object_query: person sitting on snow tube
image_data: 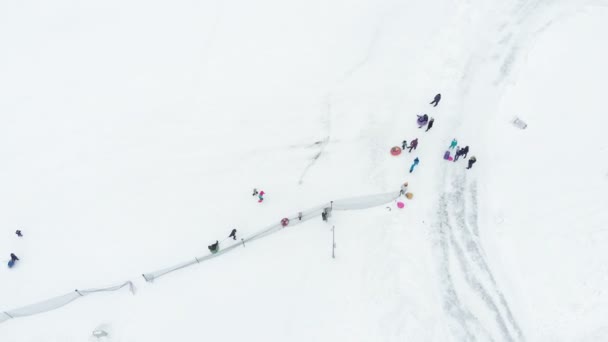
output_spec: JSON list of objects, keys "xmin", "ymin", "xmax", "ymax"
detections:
[
  {"xmin": 8, "ymin": 253, "xmax": 19, "ymax": 268},
  {"xmin": 417, "ymin": 114, "xmax": 428, "ymax": 126},
  {"xmin": 208, "ymin": 240, "xmax": 219, "ymax": 253}
]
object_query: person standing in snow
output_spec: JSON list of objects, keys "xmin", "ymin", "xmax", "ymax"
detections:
[
  {"xmin": 10, "ymin": 253, "xmax": 19, "ymax": 262},
  {"xmin": 229, "ymin": 229, "xmax": 237, "ymax": 240},
  {"xmin": 466, "ymin": 156, "xmax": 477, "ymax": 169},
  {"xmin": 258, "ymin": 191, "xmax": 265, "ymax": 203},
  {"xmin": 430, "ymin": 93, "xmax": 441, "ymax": 107},
  {"xmin": 252, "ymin": 188, "xmax": 258, "ymax": 196},
  {"xmin": 462, "ymin": 146, "xmax": 469, "ymax": 158},
  {"xmin": 408, "ymin": 138, "xmax": 418, "ymax": 153},
  {"xmin": 400, "ymin": 182, "xmax": 409, "ymax": 195},
  {"xmin": 426, "ymin": 118, "xmax": 434, "ymax": 132},
  {"xmin": 402, "ymin": 140, "xmax": 408, "ymax": 150},
  {"xmin": 454, "ymin": 147, "xmax": 462, "ymax": 161},
  {"xmin": 15, "ymin": 230, "xmax": 22, "ymax": 237},
  {"xmin": 449, "ymin": 138, "xmax": 457, "ymax": 149},
  {"xmin": 409, "ymin": 158, "xmax": 420, "ymax": 173}
]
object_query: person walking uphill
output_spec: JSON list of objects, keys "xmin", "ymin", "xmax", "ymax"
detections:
[
  {"xmin": 408, "ymin": 138, "xmax": 418, "ymax": 153},
  {"xmin": 409, "ymin": 158, "xmax": 420, "ymax": 173},
  {"xmin": 466, "ymin": 156, "xmax": 477, "ymax": 169},
  {"xmin": 229, "ymin": 229, "xmax": 237, "ymax": 240},
  {"xmin": 430, "ymin": 93, "xmax": 441, "ymax": 107}
]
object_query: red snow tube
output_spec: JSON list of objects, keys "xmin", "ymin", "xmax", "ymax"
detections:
[
  {"xmin": 281, "ymin": 218, "xmax": 290, "ymax": 227},
  {"xmin": 390, "ymin": 146, "xmax": 402, "ymax": 156}
]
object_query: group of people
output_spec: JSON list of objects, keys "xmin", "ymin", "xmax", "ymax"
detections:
[
  {"xmin": 448, "ymin": 139, "xmax": 477, "ymax": 169},
  {"xmin": 7, "ymin": 230, "xmax": 23, "ymax": 269},
  {"xmin": 252, "ymin": 188, "xmax": 265, "ymax": 203},
  {"xmin": 404, "ymin": 93, "xmax": 478, "ymax": 174}
]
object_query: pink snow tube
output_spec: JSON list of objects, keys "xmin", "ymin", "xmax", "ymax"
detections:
[
  {"xmin": 390, "ymin": 146, "xmax": 402, "ymax": 156},
  {"xmin": 397, "ymin": 201, "xmax": 405, "ymax": 209},
  {"xmin": 281, "ymin": 218, "xmax": 290, "ymax": 227}
]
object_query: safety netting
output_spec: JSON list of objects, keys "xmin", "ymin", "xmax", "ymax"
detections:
[
  {"xmin": 142, "ymin": 190, "xmax": 401, "ymax": 281},
  {"xmin": 0, "ymin": 281, "xmax": 134, "ymax": 325}
]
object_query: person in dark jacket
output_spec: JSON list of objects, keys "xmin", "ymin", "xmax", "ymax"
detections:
[
  {"xmin": 402, "ymin": 140, "xmax": 408, "ymax": 150},
  {"xmin": 229, "ymin": 229, "xmax": 237, "ymax": 240},
  {"xmin": 430, "ymin": 93, "xmax": 441, "ymax": 107},
  {"xmin": 462, "ymin": 146, "xmax": 469, "ymax": 158},
  {"xmin": 426, "ymin": 118, "xmax": 434, "ymax": 132},
  {"xmin": 408, "ymin": 138, "xmax": 418, "ymax": 153},
  {"xmin": 454, "ymin": 147, "xmax": 462, "ymax": 161},
  {"xmin": 208, "ymin": 241, "xmax": 219, "ymax": 253},
  {"xmin": 10, "ymin": 253, "xmax": 19, "ymax": 262},
  {"xmin": 466, "ymin": 156, "xmax": 477, "ymax": 169},
  {"xmin": 15, "ymin": 230, "xmax": 23, "ymax": 237}
]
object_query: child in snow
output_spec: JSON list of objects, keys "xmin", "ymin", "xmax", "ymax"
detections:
[
  {"xmin": 15, "ymin": 230, "xmax": 22, "ymax": 237},
  {"xmin": 466, "ymin": 156, "xmax": 477, "ymax": 169},
  {"xmin": 449, "ymin": 139, "xmax": 457, "ymax": 149},
  {"xmin": 402, "ymin": 140, "xmax": 408, "ymax": 150},
  {"xmin": 408, "ymin": 138, "xmax": 418, "ymax": 153},
  {"xmin": 409, "ymin": 158, "xmax": 420, "ymax": 173},
  {"xmin": 229, "ymin": 229, "xmax": 237, "ymax": 240},
  {"xmin": 430, "ymin": 93, "xmax": 441, "ymax": 107},
  {"xmin": 258, "ymin": 191, "xmax": 265, "ymax": 203},
  {"xmin": 252, "ymin": 188, "xmax": 258, "ymax": 196}
]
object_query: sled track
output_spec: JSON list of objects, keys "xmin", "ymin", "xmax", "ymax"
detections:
[{"xmin": 434, "ymin": 171, "xmax": 524, "ymax": 341}]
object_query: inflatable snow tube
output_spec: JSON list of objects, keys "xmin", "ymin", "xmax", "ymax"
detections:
[
  {"xmin": 390, "ymin": 146, "xmax": 402, "ymax": 156},
  {"xmin": 397, "ymin": 201, "xmax": 405, "ymax": 208},
  {"xmin": 405, "ymin": 192, "xmax": 414, "ymax": 199},
  {"xmin": 281, "ymin": 218, "xmax": 290, "ymax": 227}
]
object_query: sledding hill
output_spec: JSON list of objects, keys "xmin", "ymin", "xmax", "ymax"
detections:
[{"xmin": 1, "ymin": 0, "xmax": 607, "ymax": 341}]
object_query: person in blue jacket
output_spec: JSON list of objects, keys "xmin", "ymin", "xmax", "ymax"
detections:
[{"xmin": 409, "ymin": 158, "xmax": 420, "ymax": 173}]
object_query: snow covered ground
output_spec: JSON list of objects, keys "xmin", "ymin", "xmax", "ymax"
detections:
[{"xmin": 1, "ymin": 0, "xmax": 607, "ymax": 341}]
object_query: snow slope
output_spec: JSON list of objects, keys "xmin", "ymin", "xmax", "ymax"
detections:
[{"xmin": 1, "ymin": 0, "xmax": 607, "ymax": 341}]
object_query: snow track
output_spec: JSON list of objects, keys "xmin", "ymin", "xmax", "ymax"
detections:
[{"xmin": 434, "ymin": 170, "xmax": 524, "ymax": 342}]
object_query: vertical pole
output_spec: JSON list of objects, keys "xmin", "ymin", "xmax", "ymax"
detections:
[
  {"xmin": 332, "ymin": 226, "xmax": 336, "ymax": 259},
  {"xmin": 241, "ymin": 238, "xmax": 246, "ymax": 247}
]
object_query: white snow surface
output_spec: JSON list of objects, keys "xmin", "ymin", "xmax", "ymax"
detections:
[{"xmin": 1, "ymin": 0, "xmax": 608, "ymax": 341}]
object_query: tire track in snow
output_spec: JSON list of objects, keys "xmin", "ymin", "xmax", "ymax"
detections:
[{"xmin": 434, "ymin": 169, "xmax": 524, "ymax": 342}]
